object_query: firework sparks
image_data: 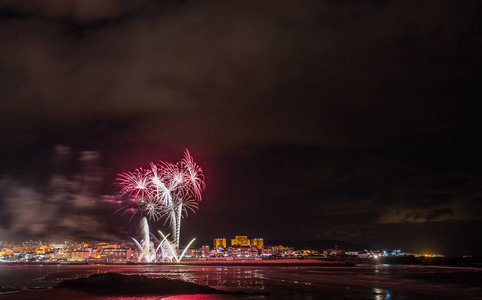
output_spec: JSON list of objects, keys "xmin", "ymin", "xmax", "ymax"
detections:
[
  {"xmin": 132, "ymin": 217, "xmax": 156, "ymax": 262},
  {"xmin": 117, "ymin": 168, "xmax": 152, "ymax": 198},
  {"xmin": 182, "ymin": 149, "xmax": 205, "ymax": 201},
  {"xmin": 115, "ymin": 149, "xmax": 205, "ymax": 251},
  {"xmin": 132, "ymin": 217, "xmax": 195, "ymax": 263},
  {"xmin": 145, "ymin": 198, "xmax": 163, "ymax": 221}
]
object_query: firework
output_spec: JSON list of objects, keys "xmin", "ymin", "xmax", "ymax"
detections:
[
  {"xmin": 157, "ymin": 229, "xmax": 196, "ymax": 263},
  {"xmin": 117, "ymin": 168, "xmax": 152, "ymax": 198},
  {"xmin": 115, "ymin": 149, "xmax": 205, "ymax": 251},
  {"xmin": 114, "ymin": 168, "xmax": 154, "ymax": 221},
  {"xmin": 182, "ymin": 149, "xmax": 205, "ymax": 201},
  {"xmin": 145, "ymin": 197, "xmax": 163, "ymax": 221},
  {"xmin": 132, "ymin": 217, "xmax": 195, "ymax": 263},
  {"xmin": 132, "ymin": 217, "xmax": 156, "ymax": 262}
]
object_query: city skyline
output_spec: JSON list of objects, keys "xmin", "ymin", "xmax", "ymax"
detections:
[{"xmin": 0, "ymin": 236, "xmax": 445, "ymax": 262}]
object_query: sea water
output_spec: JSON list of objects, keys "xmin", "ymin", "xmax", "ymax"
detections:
[{"xmin": 0, "ymin": 263, "xmax": 481, "ymax": 299}]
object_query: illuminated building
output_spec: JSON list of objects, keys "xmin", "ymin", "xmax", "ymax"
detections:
[
  {"xmin": 251, "ymin": 238, "xmax": 264, "ymax": 248},
  {"xmin": 98, "ymin": 242, "xmax": 119, "ymax": 249},
  {"xmin": 35, "ymin": 246, "xmax": 47, "ymax": 255},
  {"xmin": 185, "ymin": 248, "xmax": 201, "ymax": 257},
  {"xmin": 231, "ymin": 236, "xmax": 250, "ymax": 247},
  {"xmin": 201, "ymin": 245, "xmax": 210, "ymax": 256},
  {"xmin": 70, "ymin": 250, "xmax": 91, "ymax": 261},
  {"xmin": 1, "ymin": 248, "xmax": 13, "ymax": 256},
  {"xmin": 102, "ymin": 247, "xmax": 132, "ymax": 260},
  {"xmin": 261, "ymin": 248, "xmax": 272, "ymax": 256},
  {"xmin": 214, "ymin": 238, "xmax": 227, "ymax": 249},
  {"xmin": 228, "ymin": 236, "xmax": 264, "ymax": 248}
]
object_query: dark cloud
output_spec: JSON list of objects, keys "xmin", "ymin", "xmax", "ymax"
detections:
[
  {"xmin": 1, "ymin": 0, "xmax": 480, "ymax": 151},
  {"xmin": 0, "ymin": 147, "xmax": 139, "ymax": 242},
  {"xmin": 0, "ymin": 0, "xmax": 150, "ymax": 22},
  {"xmin": 0, "ymin": 0, "xmax": 481, "ymax": 255}
]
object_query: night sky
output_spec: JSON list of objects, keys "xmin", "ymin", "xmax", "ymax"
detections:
[{"xmin": 0, "ymin": 0, "xmax": 481, "ymax": 256}]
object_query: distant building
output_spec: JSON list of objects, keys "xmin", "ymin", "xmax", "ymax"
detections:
[
  {"xmin": 325, "ymin": 246, "xmax": 344, "ymax": 256},
  {"xmin": 231, "ymin": 236, "xmax": 250, "ymax": 247},
  {"xmin": 261, "ymin": 248, "xmax": 272, "ymax": 256},
  {"xmin": 214, "ymin": 238, "xmax": 227, "ymax": 249},
  {"xmin": 251, "ymin": 238, "xmax": 264, "ymax": 248},
  {"xmin": 185, "ymin": 248, "xmax": 201, "ymax": 257},
  {"xmin": 70, "ymin": 250, "xmax": 91, "ymax": 261},
  {"xmin": 102, "ymin": 247, "xmax": 132, "ymax": 260},
  {"xmin": 201, "ymin": 245, "xmax": 210, "ymax": 256}
]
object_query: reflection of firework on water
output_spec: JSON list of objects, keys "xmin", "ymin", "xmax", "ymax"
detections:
[{"xmin": 115, "ymin": 149, "xmax": 205, "ymax": 250}]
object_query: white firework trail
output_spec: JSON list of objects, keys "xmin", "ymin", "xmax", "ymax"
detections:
[
  {"xmin": 131, "ymin": 217, "xmax": 195, "ymax": 263},
  {"xmin": 132, "ymin": 217, "xmax": 156, "ymax": 262}
]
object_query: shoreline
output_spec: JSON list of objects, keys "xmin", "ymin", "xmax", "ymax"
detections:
[
  {"xmin": 0, "ymin": 260, "xmax": 354, "ymax": 267},
  {"xmin": 1, "ymin": 256, "xmax": 480, "ymax": 267}
]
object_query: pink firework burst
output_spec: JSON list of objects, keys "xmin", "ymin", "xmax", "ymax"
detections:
[
  {"xmin": 114, "ymin": 149, "xmax": 205, "ymax": 226},
  {"xmin": 116, "ymin": 168, "xmax": 152, "ymax": 199}
]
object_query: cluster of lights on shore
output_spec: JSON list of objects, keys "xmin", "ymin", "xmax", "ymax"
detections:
[{"xmin": 115, "ymin": 149, "xmax": 205, "ymax": 262}]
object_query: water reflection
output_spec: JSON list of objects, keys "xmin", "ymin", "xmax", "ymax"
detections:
[
  {"xmin": 373, "ymin": 288, "xmax": 391, "ymax": 300},
  {"xmin": 0, "ymin": 264, "xmax": 480, "ymax": 299}
]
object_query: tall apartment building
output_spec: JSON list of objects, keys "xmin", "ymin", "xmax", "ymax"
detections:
[
  {"xmin": 214, "ymin": 238, "xmax": 227, "ymax": 249},
  {"xmin": 231, "ymin": 236, "xmax": 250, "ymax": 247},
  {"xmin": 251, "ymin": 238, "xmax": 264, "ymax": 248}
]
